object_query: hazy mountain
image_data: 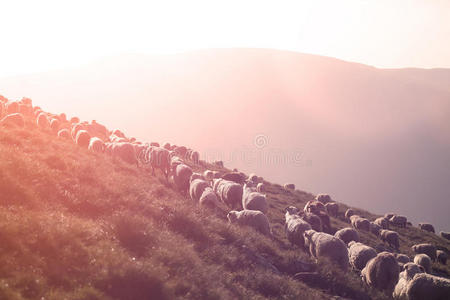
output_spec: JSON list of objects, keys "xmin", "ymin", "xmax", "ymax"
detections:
[{"xmin": 1, "ymin": 48, "xmax": 449, "ymax": 231}]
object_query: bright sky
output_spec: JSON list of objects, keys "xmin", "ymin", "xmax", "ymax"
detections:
[{"xmin": 0, "ymin": 0, "xmax": 449, "ymax": 77}]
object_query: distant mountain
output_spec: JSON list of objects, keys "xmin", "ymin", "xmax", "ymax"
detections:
[{"xmin": 1, "ymin": 48, "xmax": 450, "ymax": 231}]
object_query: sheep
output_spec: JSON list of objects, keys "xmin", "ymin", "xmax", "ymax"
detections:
[
  {"xmin": 150, "ymin": 142, "xmax": 160, "ymax": 147},
  {"xmin": 203, "ymin": 170, "xmax": 214, "ymax": 181},
  {"xmin": 88, "ymin": 137, "xmax": 105, "ymax": 153},
  {"xmin": 304, "ymin": 200, "xmax": 326, "ymax": 215},
  {"xmin": 284, "ymin": 206, "xmax": 311, "ymax": 248},
  {"xmin": 390, "ymin": 215, "xmax": 407, "ymax": 228},
  {"xmin": 6, "ymin": 101, "xmax": 19, "ymax": 114},
  {"xmin": 0, "ymin": 113, "xmax": 25, "ymax": 127},
  {"xmin": 247, "ymin": 173, "xmax": 259, "ymax": 183},
  {"xmin": 146, "ymin": 147, "xmax": 170, "ymax": 178},
  {"xmin": 242, "ymin": 183, "xmax": 268, "ymax": 214},
  {"xmin": 315, "ymin": 194, "xmax": 331, "ymax": 204},
  {"xmin": 370, "ymin": 222, "xmax": 382, "ymax": 236},
  {"xmin": 399, "ymin": 273, "xmax": 450, "ymax": 300},
  {"xmin": 199, "ymin": 187, "xmax": 227, "ymax": 210},
  {"xmin": 414, "ymin": 254, "xmax": 432, "ymax": 273},
  {"xmin": 334, "ymin": 227, "xmax": 359, "ymax": 245},
  {"xmin": 374, "ymin": 217, "xmax": 389, "ymax": 229},
  {"xmin": 348, "ymin": 241, "xmax": 377, "ymax": 271},
  {"xmin": 189, "ymin": 179, "xmax": 210, "ymax": 202},
  {"xmin": 111, "ymin": 142, "xmax": 138, "ymax": 166},
  {"xmin": 71, "ymin": 123, "xmax": 85, "ymax": 140},
  {"xmin": 350, "ymin": 215, "xmax": 370, "ymax": 231},
  {"xmin": 440, "ymin": 231, "xmax": 450, "ymax": 240},
  {"xmin": 418, "ymin": 223, "xmax": 435, "ymax": 233},
  {"xmin": 213, "ymin": 179, "xmax": 243, "ymax": 209},
  {"xmin": 345, "ymin": 209, "xmax": 355, "ymax": 220},
  {"xmin": 70, "ymin": 117, "xmax": 80, "ymax": 124},
  {"xmin": 173, "ymin": 164, "xmax": 193, "ymax": 194},
  {"xmin": 214, "ymin": 160, "xmax": 224, "ymax": 168},
  {"xmin": 380, "ymin": 229, "xmax": 400, "ymax": 250},
  {"xmin": 284, "ymin": 183, "xmax": 295, "ymax": 190},
  {"xmin": 75, "ymin": 130, "xmax": 91, "ymax": 148},
  {"xmin": 411, "ymin": 243, "xmax": 437, "ymax": 261},
  {"xmin": 18, "ymin": 103, "xmax": 33, "ymax": 116},
  {"xmin": 361, "ymin": 252, "xmax": 399, "ymax": 292},
  {"xmin": 36, "ymin": 112, "xmax": 50, "ymax": 129},
  {"xmin": 325, "ymin": 202, "xmax": 338, "ymax": 217},
  {"xmin": 227, "ymin": 210, "xmax": 271, "ymax": 236},
  {"xmin": 221, "ymin": 172, "xmax": 246, "ymax": 184},
  {"xmin": 437, "ymin": 250, "xmax": 447, "ymax": 265},
  {"xmin": 57, "ymin": 129, "xmax": 71, "ymax": 139},
  {"xmin": 300, "ymin": 212, "xmax": 323, "ymax": 232},
  {"xmin": 393, "ymin": 262, "xmax": 425, "ymax": 299},
  {"xmin": 112, "ymin": 129, "xmax": 126, "ymax": 139},
  {"xmin": 303, "ymin": 229, "xmax": 349, "ymax": 270},
  {"xmin": 385, "ymin": 213, "xmax": 395, "ymax": 220},
  {"xmin": 395, "ymin": 254, "xmax": 411, "ymax": 265},
  {"xmin": 256, "ymin": 182, "xmax": 265, "ymax": 193},
  {"xmin": 170, "ymin": 156, "xmax": 184, "ymax": 174},
  {"xmin": 49, "ymin": 118, "xmax": 60, "ymax": 133},
  {"xmin": 212, "ymin": 171, "xmax": 221, "ymax": 179}
]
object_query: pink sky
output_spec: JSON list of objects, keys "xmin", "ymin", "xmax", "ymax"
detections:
[{"xmin": 0, "ymin": 0, "xmax": 449, "ymax": 77}]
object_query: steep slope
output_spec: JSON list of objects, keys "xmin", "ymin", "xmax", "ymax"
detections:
[
  {"xmin": 1, "ymin": 49, "xmax": 449, "ymax": 231},
  {"xmin": 1, "ymin": 105, "xmax": 450, "ymax": 300}
]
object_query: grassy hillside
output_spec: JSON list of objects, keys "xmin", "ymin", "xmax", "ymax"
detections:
[{"xmin": 1, "ymin": 116, "xmax": 449, "ymax": 300}]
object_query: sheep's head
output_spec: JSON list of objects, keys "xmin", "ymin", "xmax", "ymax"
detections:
[
  {"xmin": 402, "ymin": 263, "xmax": 424, "ymax": 280},
  {"xmin": 285, "ymin": 206, "xmax": 300, "ymax": 216}
]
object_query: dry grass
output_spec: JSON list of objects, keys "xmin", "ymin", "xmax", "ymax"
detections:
[{"xmin": 0, "ymin": 119, "xmax": 449, "ymax": 299}]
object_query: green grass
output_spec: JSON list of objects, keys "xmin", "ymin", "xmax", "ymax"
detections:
[{"xmin": 0, "ymin": 117, "xmax": 449, "ymax": 299}]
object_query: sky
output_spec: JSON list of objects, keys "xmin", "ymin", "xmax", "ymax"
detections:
[{"xmin": 0, "ymin": 0, "xmax": 449, "ymax": 77}]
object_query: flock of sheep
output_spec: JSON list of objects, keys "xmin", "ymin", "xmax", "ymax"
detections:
[{"xmin": 1, "ymin": 96, "xmax": 450, "ymax": 299}]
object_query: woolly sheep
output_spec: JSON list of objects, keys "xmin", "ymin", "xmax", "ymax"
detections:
[
  {"xmin": 37, "ymin": 112, "xmax": 50, "ymax": 129},
  {"xmin": 189, "ymin": 179, "xmax": 210, "ymax": 202},
  {"xmin": 334, "ymin": 227, "xmax": 359, "ymax": 245},
  {"xmin": 300, "ymin": 212, "xmax": 323, "ymax": 232},
  {"xmin": 414, "ymin": 254, "xmax": 431, "ymax": 273},
  {"xmin": 440, "ymin": 231, "xmax": 450, "ymax": 240},
  {"xmin": 390, "ymin": 215, "xmax": 407, "ymax": 228},
  {"xmin": 70, "ymin": 117, "xmax": 80, "ymax": 124},
  {"xmin": 437, "ymin": 250, "xmax": 447, "ymax": 265},
  {"xmin": 361, "ymin": 252, "xmax": 399, "ymax": 292},
  {"xmin": 385, "ymin": 213, "xmax": 395, "ymax": 220},
  {"xmin": 284, "ymin": 206, "xmax": 312, "ymax": 248},
  {"xmin": 227, "ymin": 210, "xmax": 271, "ymax": 236},
  {"xmin": 348, "ymin": 241, "xmax": 377, "ymax": 271},
  {"xmin": 88, "ymin": 137, "xmax": 105, "ymax": 153},
  {"xmin": 111, "ymin": 142, "xmax": 137, "ymax": 166},
  {"xmin": 242, "ymin": 184, "xmax": 268, "ymax": 214},
  {"xmin": 393, "ymin": 262, "xmax": 425, "ymax": 299},
  {"xmin": 399, "ymin": 273, "xmax": 450, "ymax": 300},
  {"xmin": 303, "ymin": 229, "xmax": 349, "ymax": 270},
  {"xmin": 57, "ymin": 129, "xmax": 71, "ymax": 139},
  {"xmin": 150, "ymin": 142, "xmax": 160, "ymax": 147},
  {"xmin": 374, "ymin": 217, "xmax": 389, "ymax": 229},
  {"xmin": 173, "ymin": 164, "xmax": 193, "ymax": 194},
  {"xmin": 0, "ymin": 113, "xmax": 25, "ymax": 127},
  {"xmin": 418, "ymin": 223, "xmax": 435, "ymax": 233},
  {"xmin": 303, "ymin": 200, "xmax": 326, "ymax": 215},
  {"xmin": 75, "ymin": 130, "xmax": 91, "ymax": 148},
  {"xmin": 213, "ymin": 179, "xmax": 243, "ymax": 209},
  {"xmin": 380, "ymin": 229, "xmax": 400, "ymax": 250},
  {"xmin": 248, "ymin": 173, "xmax": 259, "ymax": 183},
  {"xmin": 49, "ymin": 118, "xmax": 60, "ymax": 133},
  {"xmin": 203, "ymin": 170, "xmax": 214, "ymax": 181},
  {"xmin": 315, "ymin": 194, "xmax": 331, "ymax": 204},
  {"xmin": 284, "ymin": 183, "xmax": 295, "ymax": 190},
  {"xmin": 71, "ymin": 123, "xmax": 85, "ymax": 140},
  {"xmin": 325, "ymin": 202, "xmax": 338, "ymax": 217},
  {"xmin": 395, "ymin": 253, "xmax": 411, "ymax": 265},
  {"xmin": 370, "ymin": 222, "xmax": 382, "ymax": 236},
  {"xmin": 345, "ymin": 209, "xmax": 355, "ymax": 220},
  {"xmin": 147, "ymin": 147, "xmax": 170, "ymax": 178},
  {"xmin": 350, "ymin": 215, "xmax": 370, "ymax": 231},
  {"xmin": 199, "ymin": 187, "xmax": 226, "ymax": 210},
  {"xmin": 411, "ymin": 243, "xmax": 437, "ymax": 261},
  {"xmin": 6, "ymin": 101, "xmax": 19, "ymax": 114}
]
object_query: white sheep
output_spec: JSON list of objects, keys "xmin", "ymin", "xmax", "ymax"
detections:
[
  {"xmin": 173, "ymin": 164, "xmax": 193, "ymax": 194},
  {"xmin": 213, "ymin": 179, "xmax": 243, "ymax": 209},
  {"xmin": 189, "ymin": 179, "xmax": 210, "ymax": 203},
  {"xmin": 361, "ymin": 252, "xmax": 399, "ymax": 292},
  {"xmin": 284, "ymin": 206, "xmax": 311, "ymax": 248},
  {"xmin": 411, "ymin": 243, "xmax": 437, "ymax": 261},
  {"xmin": 380, "ymin": 229, "xmax": 400, "ymax": 250},
  {"xmin": 399, "ymin": 273, "xmax": 450, "ymax": 300},
  {"xmin": 348, "ymin": 241, "xmax": 377, "ymax": 271},
  {"xmin": 303, "ymin": 229, "xmax": 349, "ymax": 270},
  {"xmin": 334, "ymin": 227, "xmax": 360, "ymax": 245},
  {"xmin": 242, "ymin": 183, "xmax": 268, "ymax": 214},
  {"xmin": 227, "ymin": 210, "xmax": 271, "ymax": 236},
  {"xmin": 88, "ymin": 137, "xmax": 105, "ymax": 153},
  {"xmin": 413, "ymin": 254, "xmax": 432, "ymax": 273}
]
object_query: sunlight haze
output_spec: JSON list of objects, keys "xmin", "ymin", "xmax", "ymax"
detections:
[{"xmin": 1, "ymin": 0, "xmax": 449, "ymax": 77}]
